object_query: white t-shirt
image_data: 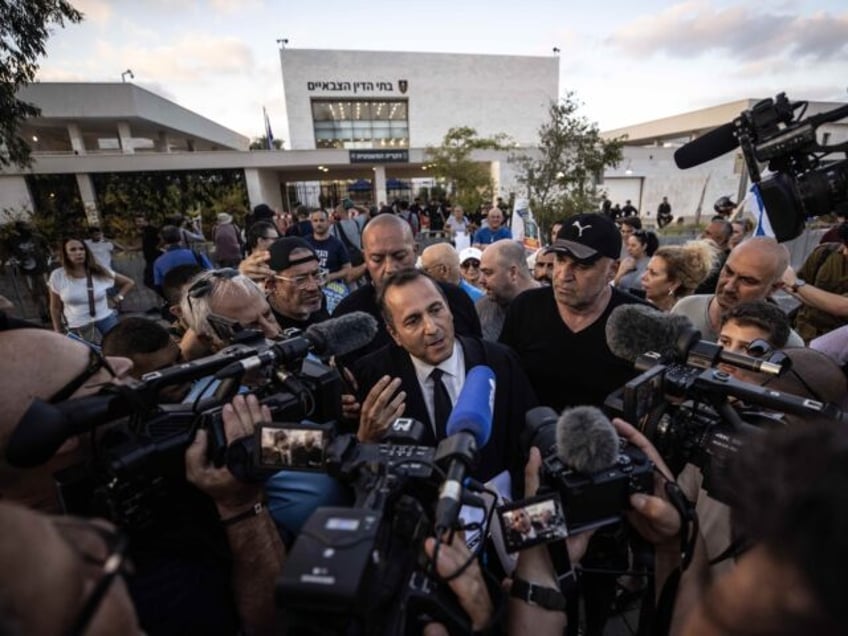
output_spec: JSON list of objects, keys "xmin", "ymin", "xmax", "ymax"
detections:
[
  {"xmin": 445, "ymin": 215, "xmax": 470, "ymax": 235},
  {"xmin": 49, "ymin": 267, "xmax": 115, "ymax": 327},
  {"xmin": 84, "ymin": 239, "xmax": 115, "ymax": 270}
]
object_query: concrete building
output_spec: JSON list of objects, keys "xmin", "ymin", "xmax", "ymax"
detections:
[
  {"xmin": 600, "ymin": 98, "xmax": 848, "ymax": 225},
  {"xmin": 1, "ymin": 68, "xmax": 844, "ymax": 226}
]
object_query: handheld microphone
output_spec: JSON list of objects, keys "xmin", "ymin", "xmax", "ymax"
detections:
[
  {"xmin": 673, "ymin": 122, "xmax": 739, "ymax": 169},
  {"xmin": 216, "ymin": 311, "xmax": 377, "ymax": 379},
  {"xmin": 555, "ymin": 406, "xmax": 619, "ymax": 474},
  {"xmin": 605, "ymin": 304, "xmax": 699, "ymax": 363},
  {"xmin": 434, "ymin": 365, "xmax": 495, "ymax": 532}
]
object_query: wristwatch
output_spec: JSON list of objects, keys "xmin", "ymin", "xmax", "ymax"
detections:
[{"xmin": 791, "ymin": 278, "xmax": 807, "ymax": 293}]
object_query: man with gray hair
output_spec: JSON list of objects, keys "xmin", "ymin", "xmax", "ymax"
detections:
[
  {"xmin": 179, "ymin": 268, "xmax": 281, "ymax": 358},
  {"xmin": 420, "ymin": 242, "xmax": 484, "ymax": 303},
  {"xmin": 672, "ymin": 236, "xmax": 804, "ymax": 344},
  {"xmin": 476, "ymin": 239, "xmax": 539, "ymax": 340}
]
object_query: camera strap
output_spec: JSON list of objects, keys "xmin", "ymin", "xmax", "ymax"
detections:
[{"xmin": 546, "ymin": 539, "xmax": 577, "ymax": 596}]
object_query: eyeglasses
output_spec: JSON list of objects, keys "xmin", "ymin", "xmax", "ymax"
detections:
[
  {"xmin": 461, "ymin": 260, "xmax": 480, "ymax": 269},
  {"xmin": 48, "ymin": 347, "xmax": 116, "ymax": 404},
  {"xmin": 274, "ymin": 269, "xmax": 328, "ymax": 289},
  {"xmin": 53, "ymin": 517, "xmax": 130, "ymax": 636},
  {"xmin": 186, "ymin": 268, "xmax": 240, "ymax": 312}
]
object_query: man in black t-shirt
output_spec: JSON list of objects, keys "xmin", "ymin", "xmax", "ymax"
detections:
[{"xmin": 500, "ymin": 213, "xmax": 647, "ymax": 411}]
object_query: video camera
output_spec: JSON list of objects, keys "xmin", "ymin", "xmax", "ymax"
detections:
[
  {"xmin": 674, "ymin": 92, "xmax": 848, "ymax": 241},
  {"xmin": 5, "ymin": 313, "xmax": 377, "ymax": 530},
  {"xmin": 520, "ymin": 406, "xmax": 653, "ymax": 534},
  {"xmin": 604, "ymin": 324, "xmax": 846, "ymax": 503}
]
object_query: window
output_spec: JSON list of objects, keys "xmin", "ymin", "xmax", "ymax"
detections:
[{"xmin": 312, "ymin": 99, "xmax": 409, "ymax": 149}]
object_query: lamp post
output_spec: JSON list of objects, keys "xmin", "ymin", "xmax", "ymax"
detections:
[{"xmin": 121, "ymin": 69, "xmax": 134, "ymax": 83}]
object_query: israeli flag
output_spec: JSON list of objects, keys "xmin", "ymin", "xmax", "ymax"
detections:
[{"xmin": 751, "ymin": 183, "xmax": 775, "ymax": 238}]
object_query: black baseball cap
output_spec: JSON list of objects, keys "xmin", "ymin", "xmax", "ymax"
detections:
[
  {"xmin": 550, "ymin": 213, "xmax": 621, "ymax": 261},
  {"xmin": 268, "ymin": 237, "xmax": 318, "ymax": 272}
]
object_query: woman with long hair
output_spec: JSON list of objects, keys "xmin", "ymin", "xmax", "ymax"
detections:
[
  {"xmin": 48, "ymin": 237, "xmax": 135, "ymax": 344},
  {"xmin": 614, "ymin": 229, "xmax": 658, "ymax": 293},
  {"xmin": 640, "ymin": 239, "xmax": 718, "ymax": 312}
]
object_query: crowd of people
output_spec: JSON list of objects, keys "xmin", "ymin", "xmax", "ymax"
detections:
[{"xmin": 0, "ymin": 192, "xmax": 847, "ymax": 635}]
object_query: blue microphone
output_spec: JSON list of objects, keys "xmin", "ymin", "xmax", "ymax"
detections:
[{"xmin": 435, "ymin": 365, "xmax": 496, "ymax": 532}]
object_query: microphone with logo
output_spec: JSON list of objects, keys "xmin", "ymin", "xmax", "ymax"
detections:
[{"xmin": 433, "ymin": 365, "xmax": 495, "ymax": 534}]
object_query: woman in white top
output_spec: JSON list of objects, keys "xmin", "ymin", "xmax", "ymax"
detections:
[{"xmin": 49, "ymin": 238, "xmax": 135, "ymax": 343}]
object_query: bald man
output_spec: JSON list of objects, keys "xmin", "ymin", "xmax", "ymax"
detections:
[
  {"xmin": 333, "ymin": 214, "xmax": 481, "ymax": 360},
  {"xmin": 421, "ymin": 242, "xmax": 484, "ymax": 303},
  {"xmin": 672, "ymin": 237, "xmax": 804, "ymax": 344},
  {"xmin": 476, "ymin": 239, "xmax": 539, "ymax": 341}
]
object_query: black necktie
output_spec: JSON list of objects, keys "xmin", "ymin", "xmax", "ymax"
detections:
[{"xmin": 430, "ymin": 368, "xmax": 452, "ymax": 439}]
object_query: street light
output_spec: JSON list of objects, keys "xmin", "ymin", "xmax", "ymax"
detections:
[
  {"xmin": 121, "ymin": 69, "xmax": 134, "ymax": 83},
  {"xmin": 276, "ymin": 38, "xmax": 289, "ymax": 49}
]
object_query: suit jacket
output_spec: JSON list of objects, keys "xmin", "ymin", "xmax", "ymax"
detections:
[{"xmin": 351, "ymin": 335, "xmax": 537, "ymax": 485}]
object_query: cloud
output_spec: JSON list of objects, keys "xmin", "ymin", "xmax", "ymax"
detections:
[
  {"xmin": 94, "ymin": 34, "xmax": 255, "ymax": 82},
  {"xmin": 607, "ymin": 2, "xmax": 848, "ymax": 62},
  {"xmin": 71, "ymin": 0, "xmax": 113, "ymax": 24},
  {"xmin": 209, "ymin": 0, "xmax": 263, "ymax": 13}
]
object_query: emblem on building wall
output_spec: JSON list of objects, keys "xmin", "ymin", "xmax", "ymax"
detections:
[{"xmin": 398, "ymin": 80, "xmax": 408, "ymax": 94}]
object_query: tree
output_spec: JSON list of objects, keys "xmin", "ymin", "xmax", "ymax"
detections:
[
  {"xmin": 1, "ymin": 0, "xmax": 83, "ymax": 169},
  {"xmin": 426, "ymin": 127, "xmax": 510, "ymax": 212},
  {"xmin": 512, "ymin": 93, "xmax": 624, "ymax": 235},
  {"xmin": 249, "ymin": 135, "xmax": 283, "ymax": 150}
]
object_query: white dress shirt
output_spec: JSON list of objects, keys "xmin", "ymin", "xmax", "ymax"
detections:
[{"xmin": 409, "ymin": 343, "xmax": 466, "ymax": 435}]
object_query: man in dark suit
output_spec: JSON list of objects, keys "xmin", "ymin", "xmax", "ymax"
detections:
[
  {"xmin": 350, "ymin": 269, "xmax": 537, "ymax": 484},
  {"xmin": 333, "ymin": 213, "xmax": 481, "ymax": 364}
]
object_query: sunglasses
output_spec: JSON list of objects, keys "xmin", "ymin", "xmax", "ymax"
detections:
[
  {"xmin": 186, "ymin": 268, "xmax": 240, "ymax": 312},
  {"xmin": 461, "ymin": 260, "xmax": 480, "ymax": 269},
  {"xmin": 48, "ymin": 347, "xmax": 116, "ymax": 404}
]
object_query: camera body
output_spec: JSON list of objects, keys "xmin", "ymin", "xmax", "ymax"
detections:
[
  {"xmin": 728, "ymin": 94, "xmax": 846, "ymax": 241},
  {"xmin": 521, "ymin": 409, "xmax": 653, "ymax": 533},
  {"xmin": 49, "ymin": 332, "xmax": 344, "ymax": 531}
]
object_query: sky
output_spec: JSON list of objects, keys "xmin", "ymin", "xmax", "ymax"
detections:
[{"xmin": 34, "ymin": 0, "xmax": 848, "ymax": 145}]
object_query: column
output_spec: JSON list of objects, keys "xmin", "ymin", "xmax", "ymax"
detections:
[
  {"xmin": 157, "ymin": 131, "xmax": 172, "ymax": 153},
  {"xmin": 117, "ymin": 121, "xmax": 134, "ymax": 154},
  {"xmin": 0, "ymin": 176, "xmax": 35, "ymax": 221},
  {"xmin": 373, "ymin": 165, "xmax": 387, "ymax": 207},
  {"xmin": 75, "ymin": 174, "xmax": 101, "ymax": 226},
  {"xmin": 490, "ymin": 160, "xmax": 501, "ymax": 200},
  {"xmin": 67, "ymin": 122, "xmax": 86, "ymax": 155},
  {"xmin": 244, "ymin": 168, "xmax": 284, "ymax": 211}
]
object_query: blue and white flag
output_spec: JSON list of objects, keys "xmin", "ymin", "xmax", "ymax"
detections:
[
  {"xmin": 510, "ymin": 198, "xmax": 540, "ymax": 250},
  {"xmin": 751, "ymin": 183, "xmax": 775, "ymax": 238},
  {"xmin": 263, "ymin": 106, "xmax": 275, "ymax": 149}
]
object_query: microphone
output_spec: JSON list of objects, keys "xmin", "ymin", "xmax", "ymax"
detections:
[
  {"xmin": 216, "ymin": 311, "xmax": 377, "ymax": 378},
  {"xmin": 606, "ymin": 304, "xmax": 788, "ymax": 376},
  {"xmin": 673, "ymin": 122, "xmax": 739, "ymax": 169},
  {"xmin": 555, "ymin": 406, "xmax": 619, "ymax": 474},
  {"xmin": 605, "ymin": 304, "xmax": 699, "ymax": 363},
  {"xmin": 434, "ymin": 365, "xmax": 495, "ymax": 532}
]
